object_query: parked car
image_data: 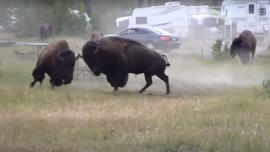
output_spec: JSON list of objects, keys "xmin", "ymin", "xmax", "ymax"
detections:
[
  {"xmin": 112, "ymin": 27, "xmax": 181, "ymax": 51},
  {"xmin": 0, "ymin": 25, "xmax": 4, "ymax": 32},
  {"xmin": 0, "ymin": 39, "xmax": 16, "ymax": 46}
]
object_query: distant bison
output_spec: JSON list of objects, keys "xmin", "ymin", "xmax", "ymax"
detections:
[
  {"xmin": 230, "ymin": 30, "xmax": 256, "ymax": 64},
  {"xmin": 82, "ymin": 36, "xmax": 171, "ymax": 94},
  {"xmin": 39, "ymin": 23, "xmax": 52, "ymax": 42},
  {"xmin": 89, "ymin": 31, "xmax": 103, "ymax": 42},
  {"xmin": 30, "ymin": 40, "xmax": 78, "ymax": 88}
]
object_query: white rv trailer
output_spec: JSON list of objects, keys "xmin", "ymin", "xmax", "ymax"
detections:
[
  {"xmin": 116, "ymin": 2, "xmax": 218, "ymax": 38},
  {"xmin": 129, "ymin": 2, "xmax": 189, "ymax": 37},
  {"xmin": 221, "ymin": 0, "xmax": 270, "ymax": 39}
]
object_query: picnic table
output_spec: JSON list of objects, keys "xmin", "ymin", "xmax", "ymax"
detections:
[
  {"xmin": 22, "ymin": 42, "xmax": 48, "ymax": 56},
  {"xmin": 13, "ymin": 42, "xmax": 48, "ymax": 59},
  {"xmin": 0, "ymin": 39, "xmax": 16, "ymax": 46}
]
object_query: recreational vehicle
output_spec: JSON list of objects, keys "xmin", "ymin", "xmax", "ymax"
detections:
[
  {"xmin": 116, "ymin": 2, "xmax": 221, "ymax": 38},
  {"xmin": 128, "ymin": 2, "xmax": 189, "ymax": 37},
  {"xmin": 221, "ymin": 0, "xmax": 270, "ymax": 39}
]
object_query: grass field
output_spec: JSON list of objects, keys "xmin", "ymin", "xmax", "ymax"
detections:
[{"xmin": 1, "ymin": 39, "xmax": 270, "ymax": 152}]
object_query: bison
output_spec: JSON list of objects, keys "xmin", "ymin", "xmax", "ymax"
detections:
[
  {"xmin": 89, "ymin": 31, "xmax": 103, "ymax": 42},
  {"xmin": 230, "ymin": 30, "xmax": 256, "ymax": 64},
  {"xmin": 82, "ymin": 36, "xmax": 171, "ymax": 94},
  {"xmin": 39, "ymin": 23, "xmax": 52, "ymax": 42},
  {"xmin": 30, "ymin": 40, "xmax": 78, "ymax": 88}
]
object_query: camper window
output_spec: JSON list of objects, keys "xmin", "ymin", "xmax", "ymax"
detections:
[
  {"xmin": 259, "ymin": 8, "xmax": 266, "ymax": 16},
  {"xmin": 136, "ymin": 17, "xmax": 147, "ymax": 24},
  {"xmin": 249, "ymin": 4, "xmax": 255, "ymax": 14}
]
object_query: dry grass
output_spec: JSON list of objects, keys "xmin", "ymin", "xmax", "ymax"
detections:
[{"xmin": 1, "ymin": 86, "xmax": 270, "ymax": 152}]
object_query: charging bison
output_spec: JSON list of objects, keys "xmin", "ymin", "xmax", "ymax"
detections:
[
  {"xmin": 82, "ymin": 36, "xmax": 171, "ymax": 94},
  {"xmin": 230, "ymin": 30, "xmax": 256, "ymax": 64},
  {"xmin": 30, "ymin": 40, "xmax": 78, "ymax": 88}
]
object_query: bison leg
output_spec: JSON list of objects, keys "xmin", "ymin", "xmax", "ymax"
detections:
[
  {"xmin": 29, "ymin": 79, "xmax": 44, "ymax": 88},
  {"xmin": 39, "ymin": 80, "xmax": 43, "ymax": 88},
  {"xmin": 239, "ymin": 52, "xmax": 250, "ymax": 64},
  {"xmin": 106, "ymin": 75, "xmax": 119, "ymax": 92},
  {"xmin": 30, "ymin": 67, "xmax": 45, "ymax": 88},
  {"xmin": 139, "ymin": 74, "xmax": 153, "ymax": 94},
  {"xmin": 49, "ymin": 79, "xmax": 55, "ymax": 89},
  {"xmin": 106, "ymin": 72, "xmax": 128, "ymax": 93},
  {"xmin": 251, "ymin": 50, "xmax": 255, "ymax": 60},
  {"xmin": 29, "ymin": 80, "xmax": 37, "ymax": 88},
  {"xmin": 157, "ymin": 73, "xmax": 170, "ymax": 95}
]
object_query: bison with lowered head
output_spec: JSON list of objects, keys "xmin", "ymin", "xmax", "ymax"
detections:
[
  {"xmin": 30, "ymin": 40, "xmax": 78, "ymax": 88},
  {"xmin": 82, "ymin": 36, "xmax": 171, "ymax": 94},
  {"xmin": 230, "ymin": 30, "xmax": 256, "ymax": 64}
]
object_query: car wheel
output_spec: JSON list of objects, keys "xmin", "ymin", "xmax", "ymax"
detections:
[{"xmin": 146, "ymin": 41, "xmax": 155, "ymax": 49}]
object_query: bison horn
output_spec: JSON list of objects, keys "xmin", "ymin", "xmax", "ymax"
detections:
[{"xmin": 75, "ymin": 53, "xmax": 82, "ymax": 60}]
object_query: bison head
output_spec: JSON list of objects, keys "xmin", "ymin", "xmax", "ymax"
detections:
[
  {"xmin": 82, "ymin": 41, "xmax": 105, "ymax": 76},
  {"xmin": 54, "ymin": 50, "xmax": 76, "ymax": 85},
  {"xmin": 230, "ymin": 38, "xmax": 251, "ymax": 64},
  {"xmin": 230, "ymin": 38, "xmax": 244, "ymax": 58}
]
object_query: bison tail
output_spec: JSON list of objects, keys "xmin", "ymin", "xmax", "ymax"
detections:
[{"xmin": 161, "ymin": 54, "xmax": 170, "ymax": 67}]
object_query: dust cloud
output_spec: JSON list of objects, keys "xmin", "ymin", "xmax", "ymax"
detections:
[{"xmin": 73, "ymin": 38, "xmax": 269, "ymax": 96}]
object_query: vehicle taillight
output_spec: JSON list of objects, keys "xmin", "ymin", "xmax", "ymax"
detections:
[{"xmin": 160, "ymin": 35, "xmax": 170, "ymax": 41}]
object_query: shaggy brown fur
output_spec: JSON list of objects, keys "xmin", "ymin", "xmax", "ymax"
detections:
[
  {"xmin": 82, "ymin": 36, "xmax": 171, "ymax": 94},
  {"xmin": 30, "ymin": 40, "xmax": 76, "ymax": 88},
  {"xmin": 230, "ymin": 30, "xmax": 256, "ymax": 64}
]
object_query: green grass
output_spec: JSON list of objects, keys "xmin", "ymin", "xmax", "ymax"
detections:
[{"xmin": 1, "ymin": 44, "xmax": 270, "ymax": 152}]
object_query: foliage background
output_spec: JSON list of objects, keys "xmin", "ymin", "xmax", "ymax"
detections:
[{"xmin": 0, "ymin": 0, "xmax": 222, "ymax": 36}]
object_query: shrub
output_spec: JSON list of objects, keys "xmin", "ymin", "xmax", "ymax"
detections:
[
  {"xmin": 263, "ymin": 79, "xmax": 270, "ymax": 92},
  {"xmin": 211, "ymin": 39, "xmax": 230, "ymax": 61}
]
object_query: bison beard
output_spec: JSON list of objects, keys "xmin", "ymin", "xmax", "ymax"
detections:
[
  {"xmin": 82, "ymin": 37, "xmax": 171, "ymax": 94},
  {"xmin": 230, "ymin": 30, "xmax": 256, "ymax": 64}
]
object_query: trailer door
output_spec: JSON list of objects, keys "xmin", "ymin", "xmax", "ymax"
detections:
[
  {"xmin": 247, "ymin": 3, "xmax": 256, "ymax": 23},
  {"xmin": 244, "ymin": 3, "xmax": 257, "ymax": 33}
]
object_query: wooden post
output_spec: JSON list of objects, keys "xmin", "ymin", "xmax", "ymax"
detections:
[
  {"xmin": 76, "ymin": 58, "xmax": 80, "ymax": 79},
  {"xmin": 84, "ymin": 0, "xmax": 93, "ymax": 16},
  {"xmin": 201, "ymin": 47, "xmax": 204, "ymax": 58}
]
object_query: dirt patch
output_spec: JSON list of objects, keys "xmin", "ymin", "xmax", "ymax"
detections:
[{"xmin": 73, "ymin": 55, "xmax": 269, "ymax": 97}]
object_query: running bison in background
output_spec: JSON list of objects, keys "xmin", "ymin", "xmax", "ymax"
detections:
[
  {"xmin": 30, "ymin": 40, "xmax": 78, "ymax": 88},
  {"xmin": 82, "ymin": 36, "xmax": 171, "ymax": 94},
  {"xmin": 230, "ymin": 30, "xmax": 256, "ymax": 64},
  {"xmin": 39, "ymin": 23, "xmax": 52, "ymax": 42}
]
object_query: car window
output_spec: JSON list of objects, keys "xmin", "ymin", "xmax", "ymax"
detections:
[
  {"xmin": 120, "ymin": 29, "xmax": 136, "ymax": 35},
  {"xmin": 135, "ymin": 29, "xmax": 152, "ymax": 34},
  {"xmin": 150, "ymin": 28, "xmax": 171, "ymax": 35}
]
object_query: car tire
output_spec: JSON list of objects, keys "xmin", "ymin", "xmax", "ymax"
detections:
[{"xmin": 146, "ymin": 41, "xmax": 155, "ymax": 49}]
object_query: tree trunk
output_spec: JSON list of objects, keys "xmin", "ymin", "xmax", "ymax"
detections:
[
  {"xmin": 137, "ymin": 0, "xmax": 148, "ymax": 7},
  {"xmin": 84, "ymin": 0, "xmax": 93, "ymax": 16}
]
